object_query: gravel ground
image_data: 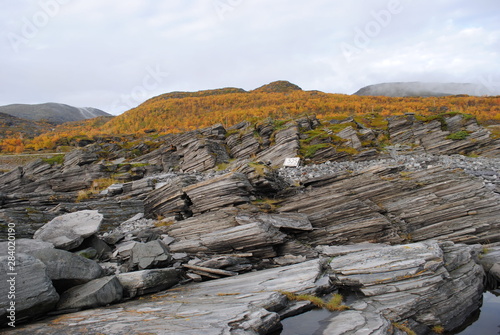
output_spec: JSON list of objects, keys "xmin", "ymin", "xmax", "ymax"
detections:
[{"xmin": 278, "ymin": 153, "xmax": 500, "ymax": 192}]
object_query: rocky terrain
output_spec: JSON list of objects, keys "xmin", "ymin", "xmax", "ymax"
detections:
[{"xmin": 1, "ymin": 113, "xmax": 500, "ymax": 334}]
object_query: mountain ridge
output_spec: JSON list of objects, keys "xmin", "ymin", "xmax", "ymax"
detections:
[
  {"xmin": 353, "ymin": 81, "xmax": 495, "ymax": 97},
  {"xmin": 0, "ymin": 102, "xmax": 111, "ymax": 125}
]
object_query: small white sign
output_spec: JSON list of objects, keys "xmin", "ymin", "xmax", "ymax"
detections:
[{"xmin": 283, "ymin": 157, "xmax": 301, "ymax": 168}]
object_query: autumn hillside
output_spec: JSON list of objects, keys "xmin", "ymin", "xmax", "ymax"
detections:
[
  {"xmin": 2, "ymin": 80, "xmax": 500, "ymax": 153},
  {"xmin": 98, "ymin": 81, "xmax": 498, "ymax": 132}
]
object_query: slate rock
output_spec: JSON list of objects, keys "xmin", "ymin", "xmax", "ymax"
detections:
[
  {"xmin": 489, "ymin": 263, "xmax": 500, "ymax": 283},
  {"xmin": 0, "ymin": 238, "xmax": 53, "ymax": 256},
  {"xmin": 226, "ymin": 127, "xmax": 261, "ymax": 159},
  {"xmin": 387, "ymin": 114, "xmax": 495, "ymax": 156},
  {"xmin": 144, "ymin": 175, "xmax": 198, "ymax": 219},
  {"xmin": 279, "ymin": 165, "xmax": 500, "ymax": 246},
  {"xmin": 0, "ymin": 167, "xmax": 23, "ymax": 193},
  {"xmin": 50, "ymin": 165, "xmax": 108, "ymax": 193},
  {"xmin": 181, "ymin": 138, "xmax": 230, "ymax": 173},
  {"xmin": 117, "ymin": 268, "xmax": 179, "ymax": 298},
  {"xmin": 102, "ymin": 231, "xmax": 125, "ymax": 245},
  {"xmin": 168, "ymin": 209, "xmax": 287, "ymax": 258},
  {"xmin": 478, "ymin": 246, "xmax": 500, "ymax": 288},
  {"xmin": 323, "ymin": 241, "xmax": 484, "ymax": 333},
  {"xmin": 10, "ymin": 260, "xmax": 324, "ymax": 334},
  {"xmin": 235, "ymin": 212, "xmax": 313, "ymax": 231},
  {"xmin": 77, "ymin": 234, "xmax": 112, "ymax": 260},
  {"xmin": 63, "ymin": 148, "xmax": 98, "ymax": 167},
  {"xmin": 184, "ymin": 172, "xmax": 254, "ymax": 214},
  {"xmin": 26, "ymin": 248, "xmax": 103, "ymax": 290},
  {"xmin": 256, "ymin": 124, "xmax": 300, "ymax": 166},
  {"xmin": 478, "ymin": 246, "xmax": 500, "ymax": 271},
  {"xmin": 130, "ymin": 240, "xmax": 172, "ymax": 270},
  {"xmin": 236, "ymin": 161, "xmax": 288, "ymax": 194},
  {"xmin": 33, "ymin": 210, "xmax": 104, "ymax": 250},
  {"xmin": 0, "ymin": 254, "xmax": 59, "ymax": 325},
  {"xmin": 337, "ymin": 126, "xmax": 363, "ymax": 149},
  {"xmin": 112, "ymin": 241, "xmax": 138, "ymax": 259},
  {"xmin": 57, "ymin": 276, "xmax": 123, "ymax": 311}
]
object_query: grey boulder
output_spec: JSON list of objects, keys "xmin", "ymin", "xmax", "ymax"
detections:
[
  {"xmin": 26, "ymin": 248, "xmax": 102, "ymax": 288},
  {"xmin": 117, "ymin": 268, "xmax": 179, "ymax": 298},
  {"xmin": 0, "ymin": 254, "xmax": 59, "ymax": 325},
  {"xmin": 0, "ymin": 238, "xmax": 53, "ymax": 257},
  {"xmin": 33, "ymin": 210, "xmax": 104, "ymax": 250},
  {"xmin": 130, "ymin": 240, "xmax": 172, "ymax": 270},
  {"xmin": 57, "ymin": 276, "xmax": 123, "ymax": 311}
]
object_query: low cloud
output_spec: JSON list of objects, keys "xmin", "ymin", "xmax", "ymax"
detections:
[{"xmin": 0, "ymin": 0, "xmax": 498, "ymax": 114}]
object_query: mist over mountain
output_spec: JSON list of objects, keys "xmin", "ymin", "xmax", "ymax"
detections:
[
  {"xmin": 0, "ymin": 103, "xmax": 110, "ymax": 125},
  {"xmin": 353, "ymin": 82, "xmax": 496, "ymax": 97}
]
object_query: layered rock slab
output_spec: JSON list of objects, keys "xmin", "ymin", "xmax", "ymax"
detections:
[
  {"xmin": 279, "ymin": 165, "xmax": 500, "ymax": 245},
  {"xmin": 8, "ymin": 259, "xmax": 324, "ymax": 334},
  {"xmin": 167, "ymin": 208, "xmax": 288, "ymax": 258},
  {"xmin": 321, "ymin": 241, "xmax": 484, "ymax": 334},
  {"xmin": 117, "ymin": 268, "xmax": 179, "ymax": 298}
]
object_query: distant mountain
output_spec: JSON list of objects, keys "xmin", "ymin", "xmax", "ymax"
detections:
[
  {"xmin": 353, "ymin": 82, "xmax": 494, "ymax": 97},
  {"xmin": 0, "ymin": 112, "xmax": 52, "ymax": 139},
  {"xmin": 0, "ymin": 103, "xmax": 111, "ymax": 125}
]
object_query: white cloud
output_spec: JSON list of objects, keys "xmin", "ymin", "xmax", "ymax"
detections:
[{"xmin": 0, "ymin": 0, "xmax": 499, "ymax": 114}]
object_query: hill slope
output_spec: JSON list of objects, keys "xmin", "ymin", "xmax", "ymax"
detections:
[
  {"xmin": 354, "ymin": 82, "xmax": 494, "ymax": 97},
  {"xmin": 3, "ymin": 80, "xmax": 500, "ymax": 152},
  {"xmin": 0, "ymin": 112, "xmax": 51, "ymax": 139},
  {"xmin": 98, "ymin": 81, "xmax": 499, "ymax": 135},
  {"xmin": 0, "ymin": 103, "xmax": 111, "ymax": 125}
]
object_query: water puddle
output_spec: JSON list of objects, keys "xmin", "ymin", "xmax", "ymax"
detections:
[
  {"xmin": 454, "ymin": 291, "xmax": 500, "ymax": 334},
  {"xmin": 279, "ymin": 308, "xmax": 333, "ymax": 335}
]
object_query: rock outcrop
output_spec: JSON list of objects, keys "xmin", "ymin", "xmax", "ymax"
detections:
[
  {"xmin": 1, "ymin": 113, "xmax": 499, "ymax": 333},
  {"xmin": 7, "ymin": 259, "xmax": 325, "ymax": 334},
  {"xmin": 167, "ymin": 208, "xmax": 288, "ymax": 258},
  {"xmin": 321, "ymin": 241, "xmax": 484, "ymax": 333},
  {"xmin": 6, "ymin": 241, "xmax": 487, "ymax": 334},
  {"xmin": 278, "ymin": 165, "xmax": 500, "ymax": 245}
]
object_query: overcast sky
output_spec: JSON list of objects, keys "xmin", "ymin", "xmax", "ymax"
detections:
[{"xmin": 1, "ymin": 0, "xmax": 499, "ymax": 115}]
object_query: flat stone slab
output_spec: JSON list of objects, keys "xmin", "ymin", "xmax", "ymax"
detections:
[
  {"xmin": 117, "ymin": 268, "xmax": 179, "ymax": 298},
  {"xmin": 57, "ymin": 276, "xmax": 123, "ymax": 311},
  {"xmin": 33, "ymin": 210, "xmax": 103, "ymax": 250},
  {"xmin": 10, "ymin": 259, "xmax": 323, "ymax": 334},
  {"xmin": 323, "ymin": 241, "xmax": 485, "ymax": 333}
]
